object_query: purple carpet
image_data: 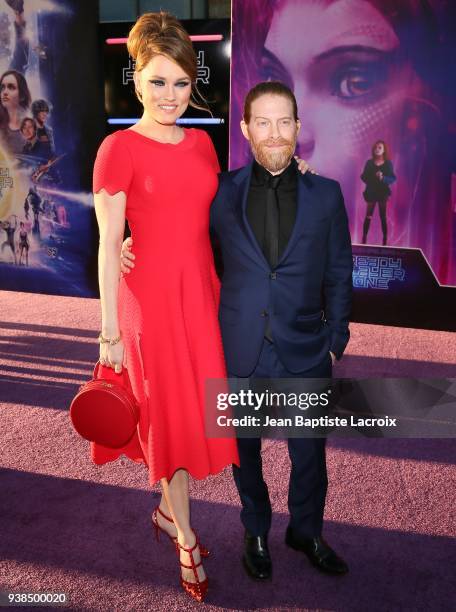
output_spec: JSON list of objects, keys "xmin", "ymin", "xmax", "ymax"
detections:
[{"xmin": 1, "ymin": 289, "xmax": 455, "ymax": 611}]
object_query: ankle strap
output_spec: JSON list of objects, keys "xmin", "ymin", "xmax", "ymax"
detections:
[
  {"xmin": 177, "ymin": 538, "xmax": 203, "ymax": 571},
  {"xmin": 156, "ymin": 506, "xmax": 173, "ymax": 524},
  {"xmin": 176, "ymin": 539, "xmax": 198, "ymax": 554},
  {"xmin": 179, "ymin": 559, "xmax": 203, "ymax": 570}
]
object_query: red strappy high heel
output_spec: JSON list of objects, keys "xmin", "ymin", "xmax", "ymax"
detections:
[
  {"xmin": 151, "ymin": 506, "xmax": 210, "ymax": 557},
  {"xmin": 176, "ymin": 537, "xmax": 208, "ymax": 603}
]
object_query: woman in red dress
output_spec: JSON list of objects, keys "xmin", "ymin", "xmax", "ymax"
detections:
[{"xmin": 93, "ymin": 12, "xmax": 239, "ymax": 602}]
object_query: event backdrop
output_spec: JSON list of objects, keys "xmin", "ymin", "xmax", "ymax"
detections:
[
  {"xmin": 230, "ymin": 0, "xmax": 456, "ymax": 330},
  {"xmin": 0, "ymin": 0, "xmax": 102, "ymax": 297}
]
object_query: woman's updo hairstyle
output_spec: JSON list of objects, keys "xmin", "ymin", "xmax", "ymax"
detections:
[{"xmin": 127, "ymin": 11, "xmax": 209, "ymax": 112}]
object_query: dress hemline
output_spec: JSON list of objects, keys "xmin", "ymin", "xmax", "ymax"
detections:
[{"xmin": 91, "ymin": 449, "xmax": 240, "ymax": 485}]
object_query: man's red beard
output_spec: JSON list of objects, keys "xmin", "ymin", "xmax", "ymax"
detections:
[{"xmin": 250, "ymin": 136, "xmax": 296, "ymax": 173}]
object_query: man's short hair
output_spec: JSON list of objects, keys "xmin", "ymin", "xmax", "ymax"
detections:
[{"xmin": 243, "ymin": 81, "xmax": 298, "ymax": 123}]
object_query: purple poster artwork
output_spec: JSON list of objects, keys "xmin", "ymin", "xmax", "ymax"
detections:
[{"xmin": 229, "ymin": 0, "xmax": 456, "ymax": 286}]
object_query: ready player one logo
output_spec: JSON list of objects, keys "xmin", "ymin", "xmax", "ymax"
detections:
[
  {"xmin": 196, "ymin": 50, "xmax": 210, "ymax": 84},
  {"xmin": 0, "ymin": 166, "xmax": 13, "ymax": 196},
  {"xmin": 353, "ymin": 255, "xmax": 405, "ymax": 290},
  {"xmin": 122, "ymin": 52, "xmax": 210, "ymax": 86},
  {"xmin": 123, "ymin": 59, "xmax": 135, "ymax": 85}
]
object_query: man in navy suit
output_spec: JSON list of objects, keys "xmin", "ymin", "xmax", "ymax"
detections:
[
  {"xmin": 212, "ymin": 81, "xmax": 352, "ymax": 579},
  {"xmin": 121, "ymin": 81, "xmax": 352, "ymax": 580}
]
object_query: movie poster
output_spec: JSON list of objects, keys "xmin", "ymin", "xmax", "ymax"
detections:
[
  {"xmin": 229, "ymin": 0, "xmax": 456, "ymax": 297},
  {"xmin": 0, "ymin": 0, "xmax": 102, "ymax": 296}
]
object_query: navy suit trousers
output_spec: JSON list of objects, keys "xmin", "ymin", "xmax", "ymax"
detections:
[{"xmin": 231, "ymin": 339, "xmax": 332, "ymax": 538}]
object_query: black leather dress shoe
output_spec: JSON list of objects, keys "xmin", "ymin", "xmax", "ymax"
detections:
[
  {"xmin": 285, "ymin": 528, "xmax": 348, "ymax": 575},
  {"xmin": 242, "ymin": 530, "xmax": 272, "ymax": 580}
]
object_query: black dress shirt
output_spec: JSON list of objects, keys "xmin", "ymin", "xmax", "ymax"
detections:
[{"xmin": 246, "ymin": 160, "xmax": 297, "ymax": 265}]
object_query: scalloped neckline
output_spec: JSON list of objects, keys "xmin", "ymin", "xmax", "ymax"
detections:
[{"xmin": 124, "ymin": 127, "xmax": 191, "ymax": 147}]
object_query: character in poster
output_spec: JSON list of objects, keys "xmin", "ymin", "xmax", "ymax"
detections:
[
  {"xmin": 31, "ymin": 98, "xmax": 54, "ymax": 155},
  {"xmin": 5, "ymin": 0, "xmax": 29, "ymax": 73},
  {"xmin": 361, "ymin": 140, "xmax": 396, "ymax": 245},
  {"xmin": 0, "ymin": 68, "xmax": 31, "ymax": 153},
  {"xmin": 1, "ymin": 212, "xmax": 16, "ymax": 262},
  {"xmin": 18, "ymin": 218, "xmax": 28, "ymax": 263},
  {"xmin": 230, "ymin": 0, "xmax": 456, "ymax": 284}
]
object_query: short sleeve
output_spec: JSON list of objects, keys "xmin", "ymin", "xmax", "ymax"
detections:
[
  {"xmin": 200, "ymin": 130, "xmax": 220, "ymax": 174},
  {"xmin": 93, "ymin": 133, "xmax": 133, "ymax": 195}
]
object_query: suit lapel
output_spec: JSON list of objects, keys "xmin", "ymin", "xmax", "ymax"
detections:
[
  {"xmin": 232, "ymin": 163, "xmax": 270, "ymax": 269},
  {"xmin": 277, "ymin": 170, "xmax": 313, "ymax": 265}
]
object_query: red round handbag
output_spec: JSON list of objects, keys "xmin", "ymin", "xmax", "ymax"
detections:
[{"xmin": 70, "ymin": 362, "xmax": 139, "ymax": 449}]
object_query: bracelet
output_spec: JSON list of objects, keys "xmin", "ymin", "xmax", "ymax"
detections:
[{"xmin": 98, "ymin": 332, "xmax": 122, "ymax": 346}]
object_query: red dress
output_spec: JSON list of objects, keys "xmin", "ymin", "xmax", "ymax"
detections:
[{"xmin": 92, "ymin": 128, "xmax": 239, "ymax": 484}]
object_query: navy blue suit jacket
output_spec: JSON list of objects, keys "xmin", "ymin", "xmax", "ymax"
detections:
[{"xmin": 211, "ymin": 160, "xmax": 353, "ymax": 377}]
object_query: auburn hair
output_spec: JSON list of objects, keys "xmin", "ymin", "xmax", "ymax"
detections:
[
  {"xmin": 243, "ymin": 81, "xmax": 298, "ymax": 123},
  {"xmin": 371, "ymin": 140, "xmax": 390, "ymax": 160},
  {"xmin": 127, "ymin": 11, "xmax": 208, "ymax": 112}
]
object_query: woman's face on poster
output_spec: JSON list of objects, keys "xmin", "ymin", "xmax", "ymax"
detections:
[
  {"xmin": 262, "ymin": 0, "xmax": 419, "ymax": 181},
  {"xmin": 374, "ymin": 141, "xmax": 385, "ymax": 157},
  {"xmin": 0, "ymin": 73, "xmax": 20, "ymax": 111}
]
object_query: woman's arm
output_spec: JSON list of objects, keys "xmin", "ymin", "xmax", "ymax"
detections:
[
  {"xmin": 94, "ymin": 189, "xmax": 126, "ymax": 372},
  {"xmin": 382, "ymin": 160, "xmax": 397, "ymax": 185}
]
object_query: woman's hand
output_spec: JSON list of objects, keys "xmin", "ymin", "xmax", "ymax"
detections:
[
  {"xmin": 120, "ymin": 237, "xmax": 135, "ymax": 274},
  {"xmin": 99, "ymin": 338, "xmax": 125, "ymax": 373},
  {"xmin": 294, "ymin": 156, "xmax": 317, "ymax": 175}
]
